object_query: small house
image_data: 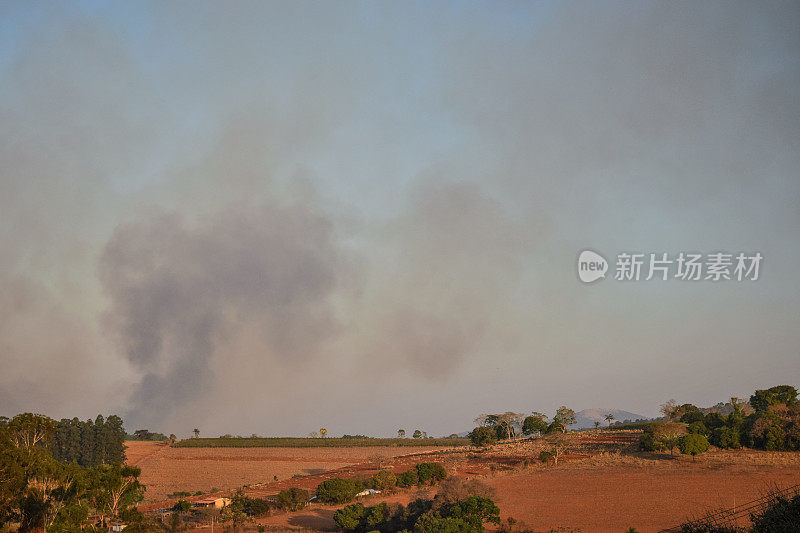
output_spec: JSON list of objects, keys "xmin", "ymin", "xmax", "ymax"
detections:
[{"xmin": 194, "ymin": 497, "xmax": 231, "ymax": 509}]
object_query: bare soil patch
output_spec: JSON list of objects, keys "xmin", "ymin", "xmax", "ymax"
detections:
[{"xmin": 128, "ymin": 442, "xmax": 447, "ymax": 502}]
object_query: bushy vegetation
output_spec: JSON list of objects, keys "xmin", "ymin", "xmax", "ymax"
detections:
[
  {"xmin": 679, "ymin": 434, "xmax": 710, "ymax": 460},
  {"xmin": 316, "ymin": 477, "xmax": 365, "ymax": 504},
  {"xmin": 126, "ymin": 429, "xmax": 169, "ymax": 442},
  {"xmin": 315, "ymin": 462, "xmax": 448, "ymax": 505},
  {"xmin": 750, "ymin": 491, "xmax": 800, "ymax": 532},
  {"xmin": 469, "ymin": 407, "xmax": 576, "ymax": 447},
  {"xmin": 416, "ymin": 462, "xmax": 447, "ymax": 485},
  {"xmin": 396, "ymin": 469, "xmax": 419, "ymax": 487},
  {"xmin": 45, "ymin": 414, "xmax": 127, "ymax": 467},
  {"xmin": 468, "ymin": 426, "xmax": 498, "ymax": 447},
  {"xmin": 0, "ymin": 413, "xmax": 145, "ymax": 532},
  {"xmin": 209, "ymin": 491, "xmax": 276, "ymax": 526},
  {"xmin": 174, "ymin": 437, "xmax": 469, "ymax": 448},
  {"xmin": 276, "ymin": 487, "xmax": 309, "ymax": 511},
  {"xmin": 334, "ymin": 479, "xmax": 501, "ymax": 533},
  {"xmin": 171, "ymin": 500, "xmax": 192, "ymax": 512},
  {"xmin": 646, "ymin": 385, "xmax": 800, "ymax": 454},
  {"xmin": 639, "ymin": 421, "xmax": 687, "ymax": 455}
]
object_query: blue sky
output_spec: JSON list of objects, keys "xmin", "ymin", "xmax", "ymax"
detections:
[{"xmin": 1, "ymin": 1, "xmax": 798, "ymax": 437}]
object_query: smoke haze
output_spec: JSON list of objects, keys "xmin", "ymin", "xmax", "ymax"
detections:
[{"xmin": 1, "ymin": 1, "xmax": 798, "ymax": 437}]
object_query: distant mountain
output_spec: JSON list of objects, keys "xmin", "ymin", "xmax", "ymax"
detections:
[{"xmin": 574, "ymin": 408, "xmax": 650, "ymax": 429}]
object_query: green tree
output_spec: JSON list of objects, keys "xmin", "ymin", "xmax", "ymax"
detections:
[
  {"xmin": 445, "ymin": 496, "xmax": 501, "ymax": 530},
  {"xmin": 333, "ymin": 503, "xmax": 365, "ymax": 531},
  {"xmin": 172, "ymin": 500, "xmax": 192, "ymax": 512},
  {"xmin": 372, "ymin": 470, "xmax": 397, "ymax": 490},
  {"xmin": 413, "ymin": 430, "xmax": 422, "ymax": 439},
  {"xmin": 468, "ymin": 427, "xmax": 497, "ymax": 447},
  {"xmin": 79, "ymin": 420, "xmax": 95, "ymax": 467},
  {"xmin": 522, "ymin": 413, "xmax": 548, "ymax": 437},
  {"xmin": 397, "ymin": 429, "xmax": 406, "ymax": 438},
  {"xmin": 193, "ymin": 429, "xmax": 200, "ymax": 439},
  {"xmin": 7, "ymin": 413, "xmax": 56, "ymax": 449},
  {"xmin": 677, "ymin": 404, "xmax": 704, "ymax": 424},
  {"xmin": 276, "ymin": 487, "xmax": 308, "ymax": 511},
  {"xmin": 653, "ymin": 422, "xmax": 687, "ymax": 456},
  {"xmin": 416, "ymin": 463, "xmax": 446, "ymax": 485},
  {"xmin": 0, "ymin": 429, "xmax": 27, "ymax": 524},
  {"xmin": 604, "ymin": 413, "xmax": 615, "ymax": 427},
  {"xmin": 397, "ymin": 469, "xmax": 418, "ymax": 487},
  {"xmin": 750, "ymin": 385, "xmax": 798, "ymax": 413},
  {"xmin": 104, "ymin": 415, "xmax": 127, "ymax": 464},
  {"xmin": 89, "ymin": 464, "xmax": 144, "ymax": 519},
  {"xmin": 679, "ymin": 433, "xmax": 710, "ymax": 461},
  {"xmin": 552, "ymin": 407, "xmax": 576, "ymax": 433},
  {"xmin": 315, "ymin": 477, "xmax": 363, "ymax": 504},
  {"xmin": 687, "ymin": 421, "xmax": 708, "ymax": 436}
]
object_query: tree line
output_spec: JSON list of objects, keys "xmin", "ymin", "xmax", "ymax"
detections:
[
  {"xmin": 641, "ymin": 385, "xmax": 800, "ymax": 457},
  {"xmin": 49, "ymin": 415, "xmax": 127, "ymax": 467},
  {"xmin": 468, "ymin": 406, "xmax": 576, "ymax": 446},
  {"xmin": 0, "ymin": 413, "xmax": 144, "ymax": 532}
]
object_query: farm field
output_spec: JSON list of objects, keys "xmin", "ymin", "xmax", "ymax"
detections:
[
  {"xmin": 125, "ymin": 441, "xmax": 454, "ymax": 501},
  {"xmin": 248, "ymin": 459, "xmax": 800, "ymax": 533},
  {"xmin": 174, "ymin": 437, "xmax": 470, "ymax": 448},
  {"xmin": 137, "ymin": 432, "xmax": 800, "ymax": 532}
]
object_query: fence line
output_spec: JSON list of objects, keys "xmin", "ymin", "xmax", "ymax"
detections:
[{"xmin": 658, "ymin": 482, "xmax": 800, "ymax": 532}]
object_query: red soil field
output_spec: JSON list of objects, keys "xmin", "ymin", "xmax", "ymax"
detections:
[
  {"xmin": 126, "ymin": 441, "xmax": 447, "ymax": 501},
  {"xmin": 133, "ymin": 434, "xmax": 800, "ymax": 532}
]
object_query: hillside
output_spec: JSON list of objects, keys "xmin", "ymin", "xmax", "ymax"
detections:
[{"xmin": 575, "ymin": 408, "xmax": 649, "ymax": 429}]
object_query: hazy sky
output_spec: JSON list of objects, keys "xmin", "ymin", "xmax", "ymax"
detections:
[{"xmin": 1, "ymin": 1, "xmax": 799, "ymax": 438}]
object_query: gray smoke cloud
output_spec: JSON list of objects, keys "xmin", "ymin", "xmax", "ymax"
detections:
[
  {"xmin": 99, "ymin": 203, "xmax": 348, "ymax": 426},
  {"xmin": 1, "ymin": 1, "xmax": 798, "ymax": 436}
]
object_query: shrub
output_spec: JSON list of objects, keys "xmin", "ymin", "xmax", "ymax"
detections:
[
  {"xmin": 436, "ymin": 477, "xmax": 495, "ymax": 505},
  {"xmin": 413, "ymin": 514, "xmax": 478, "ymax": 533},
  {"xmin": 171, "ymin": 500, "xmax": 192, "ymax": 512},
  {"xmin": 245, "ymin": 497, "xmax": 273, "ymax": 516},
  {"xmin": 522, "ymin": 415, "xmax": 548, "ymax": 437},
  {"xmin": 416, "ymin": 462, "xmax": 447, "ymax": 485},
  {"xmin": 751, "ymin": 492, "xmax": 800, "ymax": 532},
  {"xmin": 333, "ymin": 503, "xmax": 366, "ymax": 531},
  {"xmin": 469, "ymin": 426, "xmax": 497, "ymax": 447},
  {"xmin": 640, "ymin": 421, "xmax": 688, "ymax": 455},
  {"xmin": 679, "ymin": 433, "xmax": 710, "ymax": 460},
  {"xmin": 316, "ymin": 477, "xmax": 364, "ymax": 504},
  {"xmin": 711, "ymin": 426, "xmax": 741, "ymax": 449},
  {"xmin": 639, "ymin": 425, "xmax": 658, "ymax": 452},
  {"xmin": 539, "ymin": 451, "xmax": 553, "ymax": 463},
  {"xmin": 687, "ymin": 422, "xmax": 708, "ymax": 436},
  {"xmin": 445, "ymin": 496, "xmax": 502, "ymax": 530},
  {"xmin": 334, "ymin": 496, "xmax": 501, "ymax": 533},
  {"xmin": 371, "ymin": 470, "xmax": 397, "ymax": 490},
  {"xmin": 276, "ymin": 487, "xmax": 309, "ymax": 511},
  {"xmin": 397, "ymin": 468, "xmax": 419, "ymax": 487}
]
